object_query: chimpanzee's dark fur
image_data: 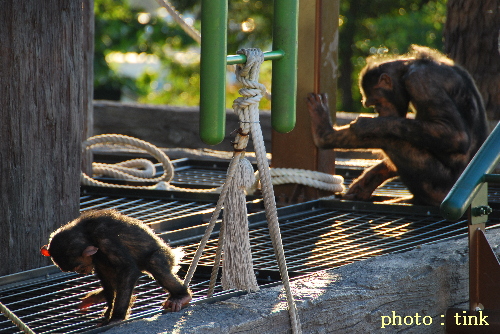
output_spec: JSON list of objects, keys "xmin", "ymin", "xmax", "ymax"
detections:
[
  {"xmin": 42, "ymin": 209, "xmax": 192, "ymax": 326},
  {"xmin": 308, "ymin": 45, "xmax": 488, "ymax": 206}
]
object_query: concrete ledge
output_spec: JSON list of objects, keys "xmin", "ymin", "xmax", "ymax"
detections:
[{"xmin": 104, "ymin": 230, "xmax": 500, "ymax": 334}]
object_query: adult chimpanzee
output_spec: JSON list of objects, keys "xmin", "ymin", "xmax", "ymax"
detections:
[
  {"xmin": 308, "ymin": 45, "xmax": 488, "ymax": 206},
  {"xmin": 41, "ymin": 209, "xmax": 192, "ymax": 326}
]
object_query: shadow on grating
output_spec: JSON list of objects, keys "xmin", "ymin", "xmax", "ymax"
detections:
[{"xmin": 1, "ymin": 158, "xmax": 500, "ymax": 333}]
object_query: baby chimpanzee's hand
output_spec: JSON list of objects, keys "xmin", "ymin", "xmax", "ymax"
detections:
[{"xmin": 163, "ymin": 294, "xmax": 192, "ymax": 312}]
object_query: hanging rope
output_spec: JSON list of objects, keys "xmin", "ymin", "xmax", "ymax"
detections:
[
  {"xmin": 183, "ymin": 154, "xmax": 244, "ymax": 286},
  {"xmin": 0, "ymin": 302, "xmax": 35, "ymax": 334},
  {"xmin": 220, "ymin": 158, "xmax": 259, "ymax": 292},
  {"xmin": 237, "ymin": 48, "xmax": 302, "ymax": 334},
  {"xmin": 184, "ymin": 48, "xmax": 303, "ymax": 333},
  {"xmin": 155, "ymin": 0, "xmax": 201, "ymax": 44}
]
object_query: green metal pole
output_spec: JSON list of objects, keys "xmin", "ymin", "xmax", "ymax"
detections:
[
  {"xmin": 271, "ymin": 0, "xmax": 299, "ymax": 133},
  {"xmin": 199, "ymin": 0, "xmax": 227, "ymax": 145},
  {"xmin": 226, "ymin": 50, "xmax": 284, "ymax": 65}
]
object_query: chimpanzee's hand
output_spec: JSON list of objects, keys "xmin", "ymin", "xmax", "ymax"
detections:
[
  {"xmin": 307, "ymin": 93, "xmax": 331, "ymax": 120},
  {"xmin": 163, "ymin": 294, "xmax": 192, "ymax": 312},
  {"xmin": 307, "ymin": 93, "xmax": 336, "ymax": 148},
  {"xmin": 343, "ymin": 182, "xmax": 373, "ymax": 201}
]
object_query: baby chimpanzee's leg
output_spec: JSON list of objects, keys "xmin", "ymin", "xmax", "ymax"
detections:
[
  {"xmin": 80, "ymin": 288, "xmax": 107, "ymax": 311},
  {"xmin": 146, "ymin": 248, "xmax": 192, "ymax": 312},
  {"xmin": 93, "ymin": 264, "xmax": 141, "ymax": 326}
]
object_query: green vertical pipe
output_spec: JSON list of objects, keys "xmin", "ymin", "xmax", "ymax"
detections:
[
  {"xmin": 199, "ymin": 0, "xmax": 227, "ymax": 145},
  {"xmin": 271, "ymin": 0, "xmax": 299, "ymax": 133}
]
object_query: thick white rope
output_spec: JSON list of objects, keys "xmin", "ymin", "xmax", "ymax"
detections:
[
  {"xmin": 92, "ymin": 159, "xmax": 156, "ymax": 179},
  {"xmin": 233, "ymin": 48, "xmax": 302, "ymax": 333},
  {"xmin": 155, "ymin": 0, "xmax": 201, "ymax": 44},
  {"xmin": 83, "ymin": 134, "xmax": 344, "ymax": 197},
  {"xmin": 250, "ymin": 168, "xmax": 344, "ymax": 194},
  {"xmin": 81, "ymin": 134, "xmax": 223, "ymax": 193}
]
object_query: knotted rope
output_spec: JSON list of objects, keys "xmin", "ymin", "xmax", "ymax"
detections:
[
  {"xmin": 184, "ymin": 48, "xmax": 302, "ymax": 333},
  {"xmin": 238, "ymin": 49, "xmax": 302, "ymax": 334}
]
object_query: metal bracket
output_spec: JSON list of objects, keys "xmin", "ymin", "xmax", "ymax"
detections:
[
  {"xmin": 470, "ymin": 183, "xmax": 489, "ymax": 225},
  {"xmin": 471, "ymin": 205, "xmax": 493, "ymax": 218}
]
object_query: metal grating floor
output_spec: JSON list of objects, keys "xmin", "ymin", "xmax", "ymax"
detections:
[
  {"xmin": 1, "ymin": 158, "xmax": 500, "ymax": 334},
  {"xmin": 92, "ymin": 156, "xmax": 500, "ymax": 203}
]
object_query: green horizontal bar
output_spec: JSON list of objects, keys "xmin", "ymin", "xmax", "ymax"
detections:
[
  {"xmin": 440, "ymin": 122, "xmax": 500, "ymax": 221},
  {"xmin": 226, "ymin": 50, "xmax": 285, "ymax": 65}
]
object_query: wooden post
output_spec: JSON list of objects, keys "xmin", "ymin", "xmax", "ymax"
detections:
[
  {"xmin": 271, "ymin": 0, "xmax": 339, "ymax": 204},
  {"xmin": 0, "ymin": 0, "xmax": 84, "ymax": 275}
]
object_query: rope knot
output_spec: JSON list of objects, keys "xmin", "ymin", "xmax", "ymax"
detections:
[{"xmin": 235, "ymin": 48, "xmax": 264, "ymax": 80}]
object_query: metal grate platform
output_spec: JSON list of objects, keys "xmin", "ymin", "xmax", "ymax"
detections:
[
  {"xmin": 1, "ymin": 158, "xmax": 499, "ymax": 333},
  {"xmin": 91, "ymin": 156, "xmax": 500, "ymax": 203},
  {"xmin": 2, "ymin": 194, "xmax": 499, "ymax": 333}
]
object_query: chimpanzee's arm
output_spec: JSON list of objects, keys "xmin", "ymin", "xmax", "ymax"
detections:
[
  {"xmin": 307, "ymin": 93, "xmax": 399, "ymax": 150},
  {"xmin": 350, "ymin": 113, "xmax": 469, "ymax": 154},
  {"xmin": 146, "ymin": 249, "xmax": 192, "ymax": 312}
]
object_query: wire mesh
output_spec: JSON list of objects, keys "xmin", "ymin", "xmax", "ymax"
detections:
[{"xmin": 1, "ymin": 158, "xmax": 499, "ymax": 333}]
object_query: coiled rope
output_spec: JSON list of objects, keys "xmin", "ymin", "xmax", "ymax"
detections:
[
  {"xmin": 81, "ymin": 134, "xmax": 344, "ymax": 195},
  {"xmin": 81, "ymin": 134, "xmax": 223, "ymax": 193}
]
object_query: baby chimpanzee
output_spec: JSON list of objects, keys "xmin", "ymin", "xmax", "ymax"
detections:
[{"xmin": 41, "ymin": 209, "xmax": 192, "ymax": 326}]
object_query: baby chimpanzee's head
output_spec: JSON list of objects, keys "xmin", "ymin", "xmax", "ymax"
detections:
[{"xmin": 41, "ymin": 223, "xmax": 98, "ymax": 274}]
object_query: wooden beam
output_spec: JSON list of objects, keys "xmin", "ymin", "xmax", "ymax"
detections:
[
  {"xmin": 0, "ymin": 0, "xmax": 83, "ymax": 275},
  {"xmin": 271, "ymin": 0, "xmax": 340, "ymax": 204}
]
